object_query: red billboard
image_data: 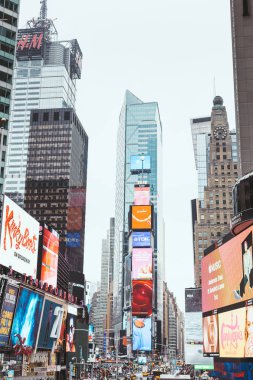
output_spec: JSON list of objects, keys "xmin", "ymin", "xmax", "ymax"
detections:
[
  {"xmin": 132, "ymin": 280, "xmax": 153, "ymax": 317},
  {"xmin": 38, "ymin": 225, "xmax": 59, "ymax": 288},
  {"xmin": 16, "ymin": 28, "xmax": 44, "ymax": 61},
  {"xmin": 202, "ymin": 225, "xmax": 253, "ymax": 313}
]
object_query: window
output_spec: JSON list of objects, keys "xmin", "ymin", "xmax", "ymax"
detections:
[
  {"xmin": 216, "ymin": 155, "xmax": 220, "ymax": 160},
  {"xmin": 223, "ymin": 147, "xmax": 226, "ymax": 152},
  {"xmin": 32, "ymin": 113, "xmax": 38, "ymax": 122},
  {"xmin": 216, "ymin": 147, "xmax": 219, "ymax": 152},
  {"xmin": 43, "ymin": 112, "xmax": 49, "ymax": 122},
  {"xmin": 223, "ymin": 155, "xmax": 227, "ymax": 159},
  {"xmin": 64, "ymin": 111, "xmax": 70, "ymax": 121},
  {"xmin": 54, "ymin": 112, "xmax": 59, "ymax": 121}
]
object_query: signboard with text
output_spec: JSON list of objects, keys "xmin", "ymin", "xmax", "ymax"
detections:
[
  {"xmin": 16, "ymin": 28, "xmax": 44, "ymax": 61},
  {"xmin": 0, "ymin": 283, "xmax": 18, "ymax": 346}
]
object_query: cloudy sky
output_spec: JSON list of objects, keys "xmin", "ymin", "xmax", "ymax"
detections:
[{"xmin": 19, "ymin": 0, "xmax": 235, "ymax": 309}]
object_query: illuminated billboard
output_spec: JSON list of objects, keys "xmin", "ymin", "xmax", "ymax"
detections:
[
  {"xmin": 124, "ymin": 255, "xmax": 131, "ymax": 309},
  {"xmin": 37, "ymin": 299, "xmax": 65, "ymax": 350},
  {"xmin": 66, "ymin": 232, "xmax": 81, "ymax": 248},
  {"xmin": 10, "ymin": 287, "xmax": 44, "ymax": 348},
  {"xmin": 202, "ymin": 225, "xmax": 253, "ymax": 313},
  {"xmin": 132, "ymin": 232, "xmax": 151, "ymax": 248},
  {"xmin": 185, "ymin": 288, "xmax": 202, "ymax": 313},
  {"xmin": 132, "ymin": 248, "xmax": 152, "ymax": 280},
  {"xmin": 130, "ymin": 155, "xmax": 151, "ymax": 173},
  {"xmin": 70, "ymin": 39, "xmax": 83, "ymax": 80},
  {"xmin": 132, "ymin": 280, "xmax": 153, "ymax": 316},
  {"xmin": 16, "ymin": 28, "xmax": 44, "ymax": 61},
  {"xmin": 66, "ymin": 313, "xmax": 77, "ymax": 353},
  {"xmin": 0, "ymin": 195, "xmax": 40, "ymax": 277},
  {"xmin": 0, "ymin": 283, "xmax": 18, "ymax": 347},
  {"xmin": 203, "ymin": 315, "xmax": 219, "ymax": 356},
  {"xmin": 132, "ymin": 317, "xmax": 151, "ymax": 351},
  {"xmin": 134, "ymin": 186, "xmax": 150, "ymax": 205},
  {"xmin": 131, "ymin": 205, "xmax": 153, "ymax": 231},
  {"xmin": 67, "ymin": 207, "xmax": 83, "ymax": 231},
  {"xmin": 38, "ymin": 225, "xmax": 59, "ymax": 287}
]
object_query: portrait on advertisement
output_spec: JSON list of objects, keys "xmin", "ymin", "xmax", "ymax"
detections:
[
  {"xmin": 203, "ymin": 315, "xmax": 219, "ymax": 354},
  {"xmin": 234, "ymin": 232, "xmax": 253, "ymax": 300},
  {"xmin": 132, "ymin": 317, "xmax": 151, "ymax": 351},
  {"xmin": 66, "ymin": 314, "xmax": 76, "ymax": 353}
]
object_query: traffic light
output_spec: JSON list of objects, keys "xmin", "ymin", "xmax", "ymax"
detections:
[{"xmin": 73, "ymin": 365, "xmax": 77, "ymax": 377}]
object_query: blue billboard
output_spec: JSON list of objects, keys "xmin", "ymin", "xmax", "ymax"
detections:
[
  {"xmin": 0, "ymin": 284, "xmax": 18, "ymax": 347},
  {"xmin": 130, "ymin": 155, "xmax": 151, "ymax": 172},
  {"xmin": 132, "ymin": 231, "xmax": 151, "ymax": 248},
  {"xmin": 132, "ymin": 317, "xmax": 151, "ymax": 351},
  {"xmin": 66, "ymin": 232, "xmax": 81, "ymax": 248}
]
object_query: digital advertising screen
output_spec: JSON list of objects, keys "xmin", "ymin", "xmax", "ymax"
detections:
[
  {"xmin": 66, "ymin": 232, "xmax": 81, "ymax": 248},
  {"xmin": 66, "ymin": 313, "xmax": 77, "ymax": 353},
  {"xmin": 10, "ymin": 287, "xmax": 44, "ymax": 348},
  {"xmin": 16, "ymin": 28, "xmax": 44, "ymax": 61},
  {"xmin": 37, "ymin": 298, "xmax": 65, "ymax": 349},
  {"xmin": 202, "ymin": 225, "xmax": 253, "ymax": 313},
  {"xmin": 134, "ymin": 186, "xmax": 150, "ymax": 205},
  {"xmin": 88, "ymin": 325, "xmax": 94, "ymax": 342},
  {"xmin": 132, "ymin": 232, "xmax": 151, "ymax": 248},
  {"xmin": 132, "ymin": 280, "xmax": 153, "ymax": 316},
  {"xmin": 67, "ymin": 207, "xmax": 83, "ymax": 231},
  {"xmin": 185, "ymin": 288, "xmax": 202, "ymax": 313},
  {"xmin": 132, "ymin": 317, "xmax": 151, "ymax": 351},
  {"xmin": 132, "ymin": 248, "xmax": 152, "ymax": 280},
  {"xmin": 130, "ymin": 155, "xmax": 151, "ymax": 172},
  {"xmin": 0, "ymin": 195, "xmax": 40, "ymax": 277},
  {"xmin": 40, "ymin": 225, "xmax": 59, "ymax": 287},
  {"xmin": 124, "ymin": 255, "xmax": 132, "ymax": 309},
  {"xmin": 131, "ymin": 205, "xmax": 152, "ymax": 231},
  {"xmin": 55, "ymin": 304, "xmax": 68, "ymax": 351},
  {"xmin": 0, "ymin": 284, "xmax": 18, "ymax": 347},
  {"xmin": 137, "ymin": 356, "xmax": 147, "ymax": 364},
  {"xmin": 203, "ymin": 314, "xmax": 219, "ymax": 356}
]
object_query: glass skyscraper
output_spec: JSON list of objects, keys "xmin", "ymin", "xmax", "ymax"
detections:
[{"xmin": 113, "ymin": 90, "xmax": 164, "ymax": 332}]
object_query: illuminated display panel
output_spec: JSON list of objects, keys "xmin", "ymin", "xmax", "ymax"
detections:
[
  {"xmin": 132, "ymin": 231, "xmax": 151, "ymax": 248},
  {"xmin": 0, "ymin": 283, "xmax": 18, "ymax": 347},
  {"xmin": 132, "ymin": 280, "xmax": 153, "ymax": 317},
  {"xmin": 40, "ymin": 226, "xmax": 59, "ymax": 287},
  {"xmin": 134, "ymin": 186, "xmax": 150, "ymax": 205},
  {"xmin": 132, "ymin": 317, "xmax": 151, "ymax": 351},
  {"xmin": 203, "ymin": 314, "xmax": 219, "ymax": 356},
  {"xmin": 132, "ymin": 248, "xmax": 152, "ymax": 280},
  {"xmin": 131, "ymin": 205, "xmax": 152, "ymax": 231}
]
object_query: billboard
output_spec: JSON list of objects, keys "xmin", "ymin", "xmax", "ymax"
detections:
[
  {"xmin": 124, "ymin": 255, "xmax": 131, "ymax": 309},
  {"xmin": 67, "ymin": 207, "xmax": 83, "ymax": 231},
  {"xmin": 66, "ymin": 232, "xmax": 81, "ymax": 248},
  {"xmin": 88, "ymin": 325, "xmax": 94, "ymax": 342},
  {"xmin": 70, "ymin": 39, "xmax": 83, "ymax": 79},
  {"xmin": 132, "ymin": 280, "xmax": 153, "ymax": 316},
  {"xmin": 16, "ymin": 28, "xmax": 44, "ymax": 61},
  {"xmin": 132, "ymin": 248, "xmax": 152, "ymax": 280},
  {"xmin": 134, "ymin": 186, "xmax": 150, "ymax": 205},
  {"xmin": 39, "ymin": 225, "xmax": 59, "ymax": 287},
  {"xmin": 0, "ymin": 195, "xmax": 40, "ymax": 277},
  {"xmin": 66, "ymin": 313, "xmax": 77, "ymax": 353},
  {"xmin": 132, "ymin": 232, "xmax": 151, "ymax": 248},
  {"xmin": 185, "ymin": 288, "xmax": 202, "ymax": 312},
  {"xmin": 130, "ymin": 155, "xmax": 151, "ymax": 172},
  {"xmin": 37, "ymin": 299, "xmax": 65, "ymax": 349},
  {"xmin": 10, "ymin": 287, "xmax": 44, "ymax": 348},
  {"xmin": 203, "ymin": 315, "xmax": 219, "ymax": 356},
  {"xmin": 132, "ymin": 317, "xmax": 151, "ymax": 351},
  {"xmin": 0, "ymin": 284, "xmax": 18, "ymax": 347},
  {"xmin": 131, "ymin": 205, "xmax": 152, "ymax": 231},
  {"xmin": 202, "ymin": 225, "xmax": 253, "ymax": 313}
]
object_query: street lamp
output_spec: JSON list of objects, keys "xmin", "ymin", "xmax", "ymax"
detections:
[{"xmin": 140, "ymin": 154, "xmax": 145, "ymax": 184}]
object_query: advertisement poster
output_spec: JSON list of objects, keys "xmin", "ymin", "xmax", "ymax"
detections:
[
  {"xmin": 130, "ymin": 155, "xmax": 151, "ymax": 171},
  {"xmin": 124, "ymin": 255, "xmax": 131, "ymax": 309},
  {"xmin": 37, "ymin": 299, "xmax": 65, "ymax": 349},
  {"xmin": 132, "ymin": 280, "xmax": 153, "ymax": 316},
  {"xmin": 203, "ymin": 315, "xmax": 219, "ymax": 355},
  {"xmin": 0, "ymin": 284, "xmax": 18, "ymax": 346},
  {"xmin": 132, "ymin": 317, "xmax": 151, "ymax": 351},
  {"xmin": 66, "ymin": 313, "xmax": 77, "ymax": 353},
  {"xmin": 55, "ymin": 304, "xmax": 67, "ymax": 351},
  {"xmin": 131, "ymin": 205, "xmax": 152, "ymax": 230},
  {"xmin": 0, "ymin": 195, "xmax": 40, "ymax": 277},
  {"xmin": 202, "ymin": 225, "xmax": 253, "ymax": 313},
  {"xmin": 132, "ymin": 248, "xmax": 152, "ymax": 280},
  {"xmin": 185, "ymin": 288, "xmax": 202, "ymax": 312},
  {"xmin": 10, "ymin": 287, "xmax": 44, "ymax": 348},
  {"xmin": 132, "ymin": 232, "xmax": 151, "ymax": 248},
  {"xmin": 218, "ymin": 307, "xmax": 246, "ymax": 358},
  {"xmin": 134, "ymin": 187, "xmax": 150, "ymax": 205},
  {"xmin": 41, "ymin": 226, "xmax": 59, "ymax": 287},
  {"xmin": 66, "ymin": 232, "xmax": 81, "ymax": 248}
]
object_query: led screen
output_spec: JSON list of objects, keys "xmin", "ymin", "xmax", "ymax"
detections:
[
  {"xmin": 0, "ymin": 284, "xmax": 18, "ymax": 347},
  {"xmin": 67, "ymin": 208, "xmax": 83, "ymax": 231},
  {"xmin": 124, "ymin": 255, "xmax": 131, "ymax": 309},
  {"xmin": 134, "ymin": 186, "xmax": 150, "ymax": 205},
  {"xmin": 132, "ymin": 232, "xmax": 151, "ymax": 248},
  {"xmin": 55, "ymin": 304, "xmax": 67, "ymax": 351},
  {"xmin": 66, "ymin": 314, "xmax": 77, "ymax": 353},
  {"xmin": 202, "ymin": 225, "xmax": 253, "ymax": 313},
  {"xmin": 132, "ymin": 280, "xmax": 152, "ymax": 317},
  {"xmin": 132, "ymin": 317, "xmax": 151, "ymax": 351},
  {"xmin": 130, "ymin": 155, "xmax": 151, "ymax": 171},
  {"xmin": 185, "ymin": 288, "xmax": 202, "ymax": 313},
  {"xmin": 132, "ymin": 248, "xmax": 152, "ymax": 280},
  {"xmin": 66, "ymin": 232, "xmax": 81, "ymax": 248},
  {"xmin": 203, "ymin": 315, "xmax": 219, "ymax": 356},
  {"xmin": 41, "ymin": 226, "xmax": 59, "ymax": 287},
  {"xmin": 0, "ymin": 195, "xmax": 40, "ymax": 277},
  {"xmin": 37, "ymin": 299, "xmax": 65, "ymax": 349},
  {"xmin": 10, "ymin": 287, "xmax": 44, "ymax": 348},
  {"xmin": 138, "ymin": 356, "xmax": 147, "ymax": 364},
  {"xmin": 131, "ymin": 205, "xmax": 152, "ymax": 231},
  {"xmin": 88, "ymin": 325, "xmax": 94, "ymax": 342}
]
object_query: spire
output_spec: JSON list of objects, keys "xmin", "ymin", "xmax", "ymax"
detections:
[{"xmin": 40, "ymin": 0, "xmax": 47, "ymax": 21}]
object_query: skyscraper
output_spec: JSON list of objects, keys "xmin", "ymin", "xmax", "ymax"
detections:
[
  {"xmin": 113, "ymin": 90, "xmax": 164, "ymax": 332},
  {"xmin": 230, "ymin": 0, "xmax": 253, "ymax": 175},
  {"xmin": 4, "ymin": 1, "xmax": 82, "ymax": 204},
  {"xmin": 192, "ymin": 96, "xmax": 238, "ymax": 286},
  {"xmin": 0, "ymin": 0, "xmax": 20, "ymax": 194}
]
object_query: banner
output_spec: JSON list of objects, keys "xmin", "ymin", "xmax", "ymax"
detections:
[{"xmin": 0, "ymin": 284, "xmax": 18, "ymax": 346}]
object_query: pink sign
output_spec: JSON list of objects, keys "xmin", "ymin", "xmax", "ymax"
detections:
[
  {"xmin": 134, "ymin": 187, "xmax": 150, "ymax": 205},
  {"xmin": 132, "ymin": 248, "xmax": 152, "ymax": 280}
]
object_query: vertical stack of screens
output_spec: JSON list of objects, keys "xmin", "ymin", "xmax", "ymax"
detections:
[
  {"xmin": 129, "ymin": 185, "xmax": 153, "ymax": 353},
  {"xmin": 202, "ymin": 225, "xmax": 253, "ymax": 359}
]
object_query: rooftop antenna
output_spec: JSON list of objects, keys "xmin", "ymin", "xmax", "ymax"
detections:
[
  {"xmin": 27, "ymin": 0, "xmax": 58, "ymax": 41},
  {"xmin": 40, "ymin": 0, "xmax": 47, "ymax": 22}
]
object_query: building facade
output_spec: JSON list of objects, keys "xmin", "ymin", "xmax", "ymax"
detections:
[
  {"xmin": 230, "ymin": 0, "xmax": 253, "ymax": 176},
  {"xmin": 24, "ymin": 108, "xmax": 88, "ymax": 275},
  {"xmin": 113, "ymin": 90, "xmax": 164, "ymax": 333},
  {"xmin": 4, "ymin": 3, "xmax": 82, "ymax": 204},
  {"xmin": 192, "ymin": 96, "xmax": 238, "ymax": 286},
  {"xmin": 0, "ymin": 0, "xmax": 20, "ymax": 194}
]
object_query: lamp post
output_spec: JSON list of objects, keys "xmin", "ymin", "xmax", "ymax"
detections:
[{"xmin": 140, "ymin": 154, "xmax": 145, "ymax": 184}]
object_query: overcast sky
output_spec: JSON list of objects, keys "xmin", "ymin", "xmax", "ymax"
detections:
[{"xmin": 19, "ymin": 0, "xmax": 235, "ymax": 310}]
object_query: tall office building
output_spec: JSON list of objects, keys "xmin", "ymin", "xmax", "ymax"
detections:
[
  {"xmin": 192, "ymin": 96, "xmax": 238, "ymax": 286},
  {"xmin": 230, "ymin": 0, "xmax": 253, "ymax": 176},
  {"xmin": 113, "ymin": 90, "xmax": 164, "ymax": 332},
  {"xmin": 24, "ymin": 108, "xmax": 88, "ymax": 274},
  {"xmin": 0, "ymin": 0, "xmax": 20, "ymax": 194},
  {"xmin": 4, "ymin": 0, "xmax": 82, "ymax": 204}
]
